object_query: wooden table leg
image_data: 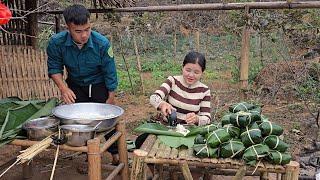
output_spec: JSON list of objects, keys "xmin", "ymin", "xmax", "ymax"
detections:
[
  {"xmin": 88, "ymin": 138, "xmax": 101, "ymax": 180},
  {"xmin": 21, "ymin": 146, "xmax": 33, "ymax": 179},
  {"xmin": 282, "ymin": 161, "xmax": 300, "ymax": 180},
  {"xmin": 117, "ymin": 120, "xmax": 129, "ymax": 180},
  {"xmin": 180, "ymin": 162, "xmax": 193, "ymax": 180},
  {"xmin": 130, "ymin": 149, "xmax": 148, "ymax": 180}
]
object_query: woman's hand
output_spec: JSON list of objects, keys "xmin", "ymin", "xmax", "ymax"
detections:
[
  {"xmin": 186, "ymin": 113, "xmax": 199, "ymax": 125},
  {"xmin": 158, "ymin": 102, "xmax": 174, "ymax": 116}
]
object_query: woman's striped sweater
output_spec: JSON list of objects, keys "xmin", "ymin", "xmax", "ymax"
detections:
[{"xmin": 150, "ymin": 75, "xmax": 211, "ymax": 126}]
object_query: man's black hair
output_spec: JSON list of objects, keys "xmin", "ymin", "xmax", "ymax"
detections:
[
  {"xmin": 183, "ymin": 51, "xmax": 206, "ymax": 72},
  {"xmin": 63, "ymin": 4, "xmax": 90, "ymax": 25}
]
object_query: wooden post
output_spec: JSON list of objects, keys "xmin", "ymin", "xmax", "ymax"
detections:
[
  {"xmin": 282, "ymin": 161, "xmax": 300, "ymax": 180},
  {"xmin": 130, "ymin": 149, "xmax": 148, "ymax": 180},
  {"xmin": 195, "ymin": 29, "xmax": 200, "ymax": 51},
  {"xmin": 116, "ymin": 120, "xmax": 129, "ymax": 180},
  {"xmin": 260, "ymin": 172, "xmax": 268, "ymax": 180},
  {"xmin": 239, "ymin": 6, "xmax": 250, "ymax": 89},
  {"xmin": 55, "ymin": 15, "xmax": 61, "ymax": 33},
  {"xmin": 87, "ymin": 138, "xmax": 101, "ymax": 180},
  {"xmin": 173, "ymin": 27, "xmax": 177, "ymax": 60},
  {"xmin": 232, "ymin": 166, "xmax": 246, "ymax": 180},
  {"xmin": 180, "ymin": 162, "xmax": 193, "ymax": 180},
  {"xmin": 25, "ymin": 0, "xmax": 38, "ymax": 47},
  {"xmin": 21, "ymin": 147, "xmax": 33, "ymax": 179}
]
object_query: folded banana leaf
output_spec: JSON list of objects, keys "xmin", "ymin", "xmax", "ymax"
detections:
[
  {"xmin": 229, "ymin": 102, "xmax": 256, "ymax": 113},
  {"xmin": 193, "ymin": 144, "xmax": 219, "ymax": 158},
  {"xmin": 134, "ymin": 123, "xmax": 185, "ymax": 137},
  {"xmin": 230, "ymin": 111, "xmax": 258, "ymax": 128},
  {"xmin": 240, "ymin": 123, "xmax": 262, "ymax": 147},
  {"xmin": 267, "ymin": 150, "xmax": 291, "ymax": 165},
  {"xmin": 221, "ymin": 114, "xmax": 232, "ymax": 126},
  {"xmin": 220, "ymin": 139, "xmax": 245, "ymax": 158},
  {"xmin": 259, "ymin": 121, "xmax": 283, "ymax": 136},
  {"xmin": 27, "ymin": 98, "xmax": 58, "ymax": 120},
  {"xmin": 205, "ymin": 128, "xmax": 231, "ymax": 148},
  {"xmin": 263, "ymin": 135, "xmax": 289, "ymax": 152},
  {"xmin": 194, "ymin": 134, "xmax": 206, "ymax": 144},
  {"xmin": 223, "ymin": 124, "xmax": 240, "ymax": 138},
  {"xmin": 248, "ymin": 108, "xmax": 262, "ymax": 122},
  {"xmin": 255, "ymin": 114, "xmax": 269, "ymax": 125},
  {"xmin": 186, "ymin": 123, "xmax": 221, "ymax": 136},
  {"xmin": 242, "ymin": 144, "xmax": 270, "ymax": 165},
  {"xmin": 158, "ymin": 135, "xmax": 196, "ymax": 148}
]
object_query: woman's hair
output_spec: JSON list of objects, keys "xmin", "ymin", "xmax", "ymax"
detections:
[
  {"xmin": 183, "ymin": 51, "xmax": 206, "ymax": 72},
  {"xmin": 63, "ymin": 4, "xmax": 90, "ymax": 25}
]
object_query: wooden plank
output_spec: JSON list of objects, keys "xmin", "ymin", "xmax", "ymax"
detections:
[
  {"xmin": 169, "ymin": 148, "xmax": 179, "ymax": 159},
  {"xmin": 140, "ymin": 134, "xmax": 157, "ymax": 152},
  {"xmin": 178, "ymin": 147, "xmax": 189, "ymax": 160},
  {"xmin": 156, "ymin": 143, "xmax": 167, "ymax": 158}
]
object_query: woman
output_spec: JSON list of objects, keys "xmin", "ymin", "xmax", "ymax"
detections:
[{"xmin": 150, "ymin": 51, "xmax": 211, "ymax": 126}]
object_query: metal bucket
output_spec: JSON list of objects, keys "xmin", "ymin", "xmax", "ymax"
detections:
[{"xmin": 23, "ymin": 117, "xmax": 60, "ymax": 141}]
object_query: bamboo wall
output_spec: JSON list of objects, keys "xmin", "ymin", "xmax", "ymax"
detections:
[{"xmin": 0, "ymin": 45, "xmax": 60, "ymax": 100}]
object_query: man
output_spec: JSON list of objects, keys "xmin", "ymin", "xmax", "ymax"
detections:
[
  {"xmin": 47, "ymin": 4, "xmax": 119, "ymax": 164},
  {"xmin": 47, "ymin": 4, "xmax": 117, "ymax": 105}
]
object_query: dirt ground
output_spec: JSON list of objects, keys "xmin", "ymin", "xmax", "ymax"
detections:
[{"xmin": 0, "ymin": 63, "xmax": 319, "ymax": 179}]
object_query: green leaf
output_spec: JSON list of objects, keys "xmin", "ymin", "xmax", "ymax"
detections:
[
  {"xmin": 27, "ymin": 97, "xmax": 58, "ymax": 120},
  {"xmin": 134, "ymin": 123, "xmax": 184, "ymax": 137},
  {"xmin": 0, "ymin": 97, "xmax": 22, "ymax": 104},
  {"xmin": 158, "ymin": 135, "xmax": 196, "ymax": 148}
]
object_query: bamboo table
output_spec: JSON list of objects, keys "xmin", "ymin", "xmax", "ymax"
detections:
[
  {"xmin": 9, "ymin": 120, "xmax": 129, "ymax": 180},
  {"xmin": 130, "ymin": 134, "xmax": 300, "ymax": 180}
]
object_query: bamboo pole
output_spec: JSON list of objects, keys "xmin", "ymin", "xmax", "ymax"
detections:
[
  {"xmin": 130, "ymin": 149, "xmax": 148, "ymax": 180},
  {"xmin": 106, "ymin": 163, "xmax": 124, "ymax": 180},
  {"xmin": 116, "ymin": 120, "xmax": 129, "ymax": 180},
  {"xmin": 195, "ymin": 30, "xmax": 200, "ymax": 52},
  {"xmin": 99, "ymin": 131, "xmax": 122, "ymax": 153},
  {"xmin": 239, "ymin": 6, "xmax": 250, "ymax": 89},
  {"xmin": 133, "ymin": 34, "xmax": 145, "ymax": 94},
  {"xmin": 232, "ymin": 166, "xmax": 246, "ymax": 180},
  {"xmin": 260, "ymin": 172, "xmax": 268, "ymax": 180},
  {"xmin": 43, "ymin": 1, "xmax": 320, "ymax": 14},
  {"xmin": 282, "ymin": 161, "xmax": 300, "ymax": 180},
  {"xmin": 87, "ymin": 138, "xmax": 101, "ymax": 180}
]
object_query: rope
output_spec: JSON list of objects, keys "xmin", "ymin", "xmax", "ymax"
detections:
[
  {"xmin": 274, "ymin": 136, "xmax": 280, "ymax": 149},
  {"xmin": 241, "ymin": 128, "xmax": 260, "ymax": 144},
  {"xmin": 233, "ymin": 102, "xmax": 248, "ymax": 113},
  {"xmin": 252, "ymin": 160, "xmax": 261, "ymax": 175},
  {"xmin": 236, "ymin": 111, "xmax": 252, "ymax": 127},
  {"xmin": 207, "ymin": 129, "xmax": 222, "ymax": 144},
  {"xmin": 267, "ymin": 121, "xmax": 273, "ymax": 135},
  {"xmin": 195, "ymin": 144, "xmax": 210, "ymax": 157},
  {"xmin": 276, "ymin": 151, "xmax": 283, "ymax": 164}
]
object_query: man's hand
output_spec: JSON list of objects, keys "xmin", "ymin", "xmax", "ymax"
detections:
[
  {"xmin": 185, "ymin": 112, "xmax": 199, "ymax": 125},
  {"xmin": 60, "ymin": 87, "xmax": 76, "ymax": 104},
  {"xmin": 158, "ymin": 102, "xmax": 174, "ymax": 116},
  {"xmin": 106, "ymin": 91, "xmax": 115, "ymax": 104}
]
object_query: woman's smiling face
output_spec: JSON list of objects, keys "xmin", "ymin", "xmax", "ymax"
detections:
[{"xmin": 182, "ymin": 62, "xmax": 203, "ymax": 86}]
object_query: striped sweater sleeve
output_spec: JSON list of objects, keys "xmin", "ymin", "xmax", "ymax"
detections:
[
  {"xmin": 198, "ymin": 88, "xmax": 212, "ymax": 126},
  {"xmin": 150, "ymin": 76, "xmax": 174, "ymax": 109}
]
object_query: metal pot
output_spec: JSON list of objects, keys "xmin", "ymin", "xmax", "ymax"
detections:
[
  {"xmin": 52, "ymin": 103, "xmax": 124, "ymax": 132},
  {"xmin": 60, "ymin": 124, "xmax": 95, "ymax": 147},
  {"xmin": 23, "ymin": 117, "xmax": 60, "ymax": 141}
]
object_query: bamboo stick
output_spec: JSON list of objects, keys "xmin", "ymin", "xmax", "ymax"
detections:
[
  {"xmin": 99, "ymin": 131, "xmax": 121, "ymax": 153},
  {"xmin": 180, "ymin": 162, "xmax": 193, "ymax": 180},
  {"xmin": 133, "ymin": 34, "xmax": 145, "ymax": 94},
  {"xmin": 130, "ymin": 149, "xmax": 148, "ymax": 180},
  {"xmin": 232, "ymin": 166, "xmax": 246, "ymax": 180},
  {"xmin": 106, "ymin": 163, "xmax": 124, "ymax": 180}
]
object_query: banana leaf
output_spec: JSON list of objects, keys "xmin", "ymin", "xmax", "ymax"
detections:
[
  {"xmin": 223, "ymin": 124, "xmax": 240, "ymax": 138},
  {"xmin": 221, "ymin": 114, "xmax": 232, "ymax": 126},
  {"xmin": 248, "ymin": 108, "xmax": 262, "ymax": 122},
  {"xmin": 229, "ymin": 102, "xmax": 256, "ymax": 113},
  {"xmin": 193, "ymin": 144, "xmax": 219, "ymax": 158},
  {"xmin": 220, "ymin": 139, "xmax": 245, "ymax": 158},
  {"xmin": 242, "ymin": 144, "xmax": 269, "ymax": 165},
  {"xmin": 255, "ymin": 114, "xmax": 269, "ymax": 125},
  {"xmin": 194, "ymin": 134, "xmax": 206, "ymax": 144},
  {"xmin": 263, "ymin": 135, "xmax": 289, "ymax": 152},
  {"xmin": 186, "ymin": 123, "xmax": 221, "ymax": 136},
  {"xmin": 205, "ymin": 128, "xmax": 231, "ymax": 148},
  {"xmin": 267, "ymin": 150, "xmax": 291, "ymax": 165},
  {"xmin": 230, "ymin": 111, "xmax": 256, "ymax": 128},
  {"xmin": 259, "ymin": 121, "xmax": 283, "ymax": 136},
  {"xmin": 0, "ymin": 97, "xmax": 22, "ymax": 104},
  {"xmin": 158, "ymin": 135, "xmax": 196, "ymax": 148},
  {"xmin": 27, "ymin": 97, "xmax": 58, "ymax": 120},
  {"xmin": 134, "ymin": 123, "xmax": 185, "ymax": 137},
  {"xmin": 240, "ymin": 123, "xmax": 262, "ymax": 147},
  {"xmin": 0, "ymin": 102, "xmax": 20, "ymax": 124}
]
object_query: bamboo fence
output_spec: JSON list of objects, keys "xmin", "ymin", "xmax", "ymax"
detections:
[{"xmin": 0, "ymin": 45, "xmax": 60, "ymax": 100}]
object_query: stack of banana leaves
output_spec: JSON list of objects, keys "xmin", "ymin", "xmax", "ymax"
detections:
[
  {"xmin": 0, "ymin": 97, "xmax": 58, "ymax": 147},
  {"xmin": 134, "ymin": 102, "xmax": 292, "ymax": 166}
]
